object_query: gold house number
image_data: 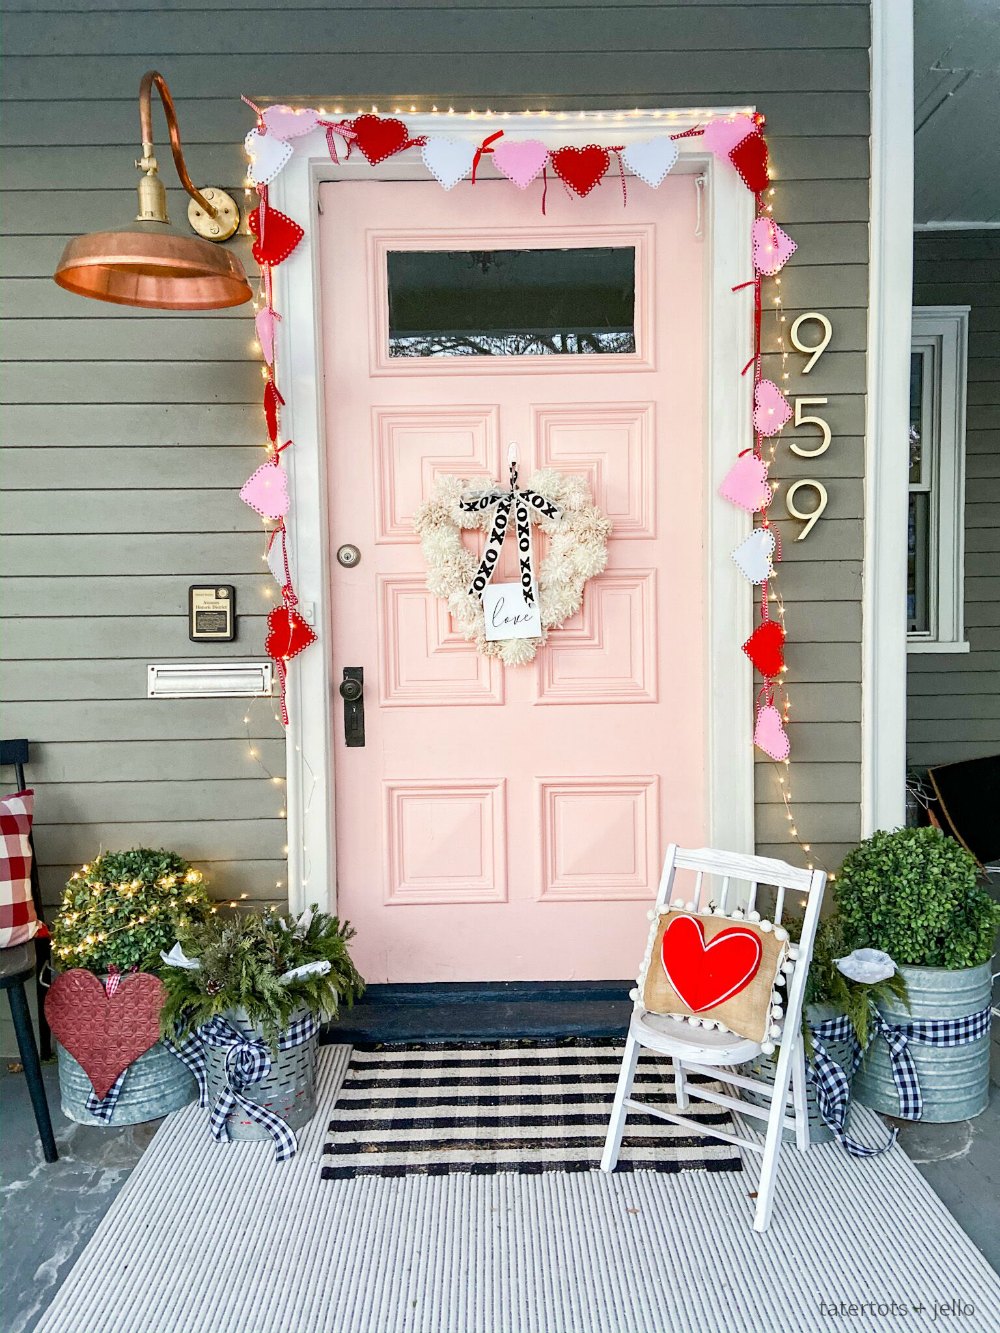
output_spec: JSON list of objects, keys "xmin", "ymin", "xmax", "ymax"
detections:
[{"xmin": 788, "ymin": 312, "xmax": 833, "ymax": 540}]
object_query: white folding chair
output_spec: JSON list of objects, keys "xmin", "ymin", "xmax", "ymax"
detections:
[{"xmin": 600, "ymin": 844, "xmax": 827, "ymax": 1232}]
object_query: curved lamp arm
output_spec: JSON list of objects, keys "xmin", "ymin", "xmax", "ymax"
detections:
[{"xmin": 137, "ymin": 70, "xmax": 218, "ymax": 219}]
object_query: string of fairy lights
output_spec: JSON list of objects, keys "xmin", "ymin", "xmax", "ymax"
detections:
[
  {"xmin": 236, "ymin": 100, "xmax": 831, "ymax": 882},
  {"xmin": 54, "ymin": 867, "xmax": 218, "ymax": 964}
]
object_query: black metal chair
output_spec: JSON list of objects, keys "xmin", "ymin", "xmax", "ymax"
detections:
[
  {"xmin": 1, "ymin": 942, "xmax": 58, "ymax": 1161},
  {"xmin": 1, "ymin": 739, "xmax": 52, "ymax": 1059}
]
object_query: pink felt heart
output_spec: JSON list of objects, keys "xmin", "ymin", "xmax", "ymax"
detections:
[
  {"xmin": 702, "ymin": 115, "xmax": 757, "ymax": 160},
  {"xmin": 262, "ymin": 105, "xmax": 320, "ymax": 140},
  {"xmin": 752, "ymin": 217, "xmax": 797, "ymax": 277},
  {"xmin": 731, "ymin": 527, "xmax": 775, "ymax": 584},
  {"xmin": 240, "ymin": 460, "xmax": 289, "ymax": 519},
  {"xmin": 753, "ymin": 380, "xmax": 791, "ymax": 437},
  {"xmin": 244, "ymin": 129, "xmax": 293, "ymax": 187},
  {"xmin": 719, "ymin": 452, "xmax": 772, "ymax": 512},
  {"xmin": 754, "ymin": 702, "xmax": 790, "ymax": 761},
  {"xmin": 492, "ymin": 138, "xmax": 549, "ymax": 190},
  {"xmin": 255, "ymin": 307, "xmax": 280, "ymax": 365}
]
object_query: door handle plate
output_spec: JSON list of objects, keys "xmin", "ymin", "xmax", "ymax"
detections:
[{"xmin": 339, "ymin": 667, "xmax": 365, "ymax": 747}]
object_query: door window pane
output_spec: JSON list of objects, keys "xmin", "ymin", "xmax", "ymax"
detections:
[
  {"xmin": 908, "ymin": 492, "xmax": 930, "ymax": 634},
  {"xmin": 386, "ymin": 246, "xmax": 636, "ymax": 357},
  {"xmin": 909, "ymin": 351, "xmax": 923, "ymax": 483}
]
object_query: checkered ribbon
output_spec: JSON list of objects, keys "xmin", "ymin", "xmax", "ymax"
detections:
[
  {"xmin": 166, "ymin": 1013, "xmax": 319, "ymax": 1162},
  {"xmin": 807, "ymin": 1003, "xmax": 993, "ymax": 1157},
  {"xmin": 460, "ymin": 461, "xmax": 559, "ymax": 606}
]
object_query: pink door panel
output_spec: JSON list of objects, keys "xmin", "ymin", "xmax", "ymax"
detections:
[{"xmin": 319, "ymin": 175, "xmax": 707, "ymax": 982}]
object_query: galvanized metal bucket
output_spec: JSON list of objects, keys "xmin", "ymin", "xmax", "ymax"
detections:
[
  {"xmin": 57, "ymin": 1039, "xmax": 197, "ymax": 1126},
  {"xmin": 203, "ymin": 1007, "xmax": 317, "ymax": 1141},
  {"xmin": 741, "ymin": 1002, "xmax": 851, "ymax": 1144},
  {"xmin": 853, "ymin": 960, "xmax": 993, "ymax": 1124}
]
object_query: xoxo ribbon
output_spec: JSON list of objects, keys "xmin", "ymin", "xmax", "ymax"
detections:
[{"xmin": 460, "ymin": 461, "xmax": 559, "ymax": 606}]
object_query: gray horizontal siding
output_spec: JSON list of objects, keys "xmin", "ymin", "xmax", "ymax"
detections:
[
  {"xmin": 907, "ymin": 230, "xmax": 1000, "ymax": 772},
  {"xmin": 0, "ymin": 0, "xmax": 869, "ymax": 993}
]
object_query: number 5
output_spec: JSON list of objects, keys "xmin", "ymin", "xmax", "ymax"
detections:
[{"xmin": 791, "ymin": 397, "xmax": 831, "ymax": 457}]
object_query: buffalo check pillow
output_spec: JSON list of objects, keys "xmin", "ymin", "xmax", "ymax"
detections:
[{"xmin": 1, "ymin": 789, "xmax": 41, "ymax": 949}]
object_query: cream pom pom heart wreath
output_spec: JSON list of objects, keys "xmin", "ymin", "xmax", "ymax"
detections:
[{"xmin": 414, "ymin": 470, "xmax": 612, "ymax": 666}]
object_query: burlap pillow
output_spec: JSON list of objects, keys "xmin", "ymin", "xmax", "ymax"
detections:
[{"xmin": 640, "ymin": 910, "xmax": 787, "ymax": 1044}]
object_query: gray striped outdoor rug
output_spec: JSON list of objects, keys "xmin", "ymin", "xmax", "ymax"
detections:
[{"xmin": 321, "ymin": 1038, "xmax": 742, "ymax": 1178}]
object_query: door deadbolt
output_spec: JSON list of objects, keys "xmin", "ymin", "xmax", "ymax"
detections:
[{"xmin": 337, "ymin": 544, "xmax": 361, "ymax": 568}]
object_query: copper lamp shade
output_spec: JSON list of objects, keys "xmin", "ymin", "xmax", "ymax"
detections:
[{"xmin": 53, "ymin": 72, "xmax": 252, "ymax": 311}]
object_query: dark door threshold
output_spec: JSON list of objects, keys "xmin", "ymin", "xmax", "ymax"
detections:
[{"xmin": 321, "ymin": 980, "xmax": 633, "ymax": 1044}]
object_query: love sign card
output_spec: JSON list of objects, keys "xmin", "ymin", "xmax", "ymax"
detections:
[{"xmin": 482, "ymin": 582, "xmax": 542, "ymax": 641}]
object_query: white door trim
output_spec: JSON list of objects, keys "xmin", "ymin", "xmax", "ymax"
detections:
[
  {"xmin": 266, "ymin": 109, "xmax": 755, "ymax": 913},
  {"xmin": 863, "ymin": 1, "xmax": 914, "ymax": 834}
]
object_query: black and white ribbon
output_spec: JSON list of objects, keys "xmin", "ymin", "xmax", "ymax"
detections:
[
  {"xmin": 806, "ymin": 1002, "xmax": 992, "ymax": 1158},
  {"xmin": 461, "ymin": 460, "xmax": 559, "ymax": 606},
  {"xmin": 165, "ymin": 1012, "xmax": 318, "ymax": 1162}
]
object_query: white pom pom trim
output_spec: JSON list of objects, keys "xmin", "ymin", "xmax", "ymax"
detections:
[{"xmin": 748, "ymin": 910, "xmax": 761, "ymax": 922}]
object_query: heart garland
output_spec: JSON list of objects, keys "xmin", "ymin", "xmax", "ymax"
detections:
[
  {"xmin": 239, "ymin": 105, "xmax": 803, "ymax": 775},
  {"xmin": 249, "ymin": 202, "xmax": 304, "ymax": 268},
  {"xmin": 550, "ymin": 145, "xmax": 611, "ymax": 198},
  {"xmin": 754, "ymin": 698, "xmax": 790, "ymax": 761},
  {"xmin": 44, "ymin": 969, "xmax": 166, "ymax": 1101},
  {"xmin": 265, "ymin": 604, "xmax": 317, "ymax": 663}
]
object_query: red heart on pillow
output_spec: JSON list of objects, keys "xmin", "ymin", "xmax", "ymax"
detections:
[
  {"xmin": 661, "ymin": 914, "xmax": 762, "ymax": 1013},
  {"xmin": 44, "ymin": 970, "xmax": 165, "ymax": 1100},
  {"xmin": 248, "ymin": 203, "xmax": 304, "ymax": 267},
  {"xmin": 551, "ymin": 145, "xmax": 611, "ymax": 198},
  {"xmin": 742, "ymin": 620, "xmax": 785, "ymax": 678},
  {"xmin": 350, "ymin": 114, "xmax": 412, "ymax": 165},
  {"xmin": 729, "ymin": 132, "xmax": 770, "ymax": 194},
  {"xmin": 265, "ymin": 605, "xmax": 317, "ymax": 662},
  {"xmin": 263, "ymin": 380, "xmax": 284, "ymax": 442}
]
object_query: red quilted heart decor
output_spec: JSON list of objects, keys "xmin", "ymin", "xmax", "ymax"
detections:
[
  {"xmin": 350, "ymin": 114, "xmax": 413, "ymax": 165},
  {"xmin": 44, "ymin": 970, "xmax": 165, "ymax": 1100},
  {"xmin": 729, "ymin": 132, "xmax": 770, "ymax": 194},
  {"xmin": 248, "ymin": 203, "xmax": 304, "ymax": 268},
  {"xmin": 742, "ymin": 619, "xmax": 786, "ymax": 678},
  {"xmin": 265, "ymin": 604, "xmax": 317, "ymax": 662},
  {"xmin": 661, "ymin": 914, "xmax": 762, "ymax": 1012},
  {"xmin": 264, "ymin": 380, "xmax": 284, "ymax": 442},
  {"xmin": 550, "ymin": 145, "xmax": 611, "ymax": 198}
]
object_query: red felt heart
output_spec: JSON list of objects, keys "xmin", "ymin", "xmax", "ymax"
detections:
[
  {"xmin": 263, "ymin": 380, "xmax": 284, "ymax": 442},
  {"xmin": 44, "ymin": 970, "xmax": 165, "ymax": 1100},
  {"xmin": 550, "ymin": 145, "xmax": 611, "ymax": 198},
  {"xmin": 248, "ymin": 203, "xmax": 304, "ymax": 267},
  {"xmin": 350, "ymin": 114, "xmax": 412, "ymax": 165},
  {"xmin": 661, "ymin": 914, "xmax": 762, "ymax": 1013},
  {"xmin": 265, "ymin": 604, "xmax": 317, "ymax": 662},
  {"xmin": 742, "ymin": 619, "xmax": 786, "ymax": 678},
  {"xmin": 729, "ymin": 132, "xmax": 770, "ymax": 194}
]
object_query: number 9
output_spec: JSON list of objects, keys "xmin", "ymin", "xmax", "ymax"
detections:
[
  {"xmin": 785, "ymin": 479, "xmax": 828, "ymax": 541},
  {"xmin": 790, "ymin": 313, "xmax": 832, "ymax": 374}
]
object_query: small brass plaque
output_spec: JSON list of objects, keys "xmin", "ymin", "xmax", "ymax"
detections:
[{"xmin": 189, "ymin": 585, "xmax": 236, "ymax": 642}]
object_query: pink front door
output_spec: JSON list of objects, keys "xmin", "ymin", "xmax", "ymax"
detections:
[{"xmin": 319, "ymin": 173, "xmax": 707, "ymax": 983}]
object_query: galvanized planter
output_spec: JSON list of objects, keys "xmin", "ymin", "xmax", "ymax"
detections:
[
  {"xmin": 741, "ymin": 1002, "xmax": 852, "ymax": 1144},
  {"xmin": 204, "ymin": 1007, "xmax": 318, "ymax": 1141},
  {"xmin": 853, "ymin": 960, "xmax": 993, "ymax": 1124},
  {"xmin": 57, "ymin": 1039, "xmax": 197, "ymax": 1126}
]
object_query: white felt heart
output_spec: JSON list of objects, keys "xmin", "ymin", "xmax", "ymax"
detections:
[
  {"xmin": 422, "ymin": 136, "xmax": 477, "ymax": 191},
  {"xmin": 731, "ymin": 527, "xmax": 775, "ymax": 584},
  {"xmin": 245, "ymin": 130, "xmax": 293, "ymax": 187},
  {"xmin": 266, "ymin": 526, "xmax": 290, "ymax": 590},
  {"xmin": 622, "ymin": 137, "xmax": 679, "ymax": 188},
  {"xmin": 262, "ymin": 105, "xmax": 320, "ymax": 141}
]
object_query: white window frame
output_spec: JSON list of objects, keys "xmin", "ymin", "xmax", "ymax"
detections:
[{"xmin": 907, "ymin": 306, "xmax": 970, "ymax": 654}]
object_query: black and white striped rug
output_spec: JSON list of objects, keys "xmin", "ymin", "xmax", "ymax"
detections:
[{"xmin": 321, "ymin": 1039, "xmax": 742, "ymax": 1178}]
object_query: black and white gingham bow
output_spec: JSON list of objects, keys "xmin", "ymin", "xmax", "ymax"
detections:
[
  {"xmin": 807, "ymin": 1003, "xmax": 992, "ymax": 1158},
  {"xmin": 460, "ymin": 461, "xmax": 559, "ymax": 606},
  {"xmin": 166, "ymin": 1013, "xmax": 318, "ymax": 1162}
]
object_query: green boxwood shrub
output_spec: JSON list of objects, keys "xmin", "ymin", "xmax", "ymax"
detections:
[{"xmin": 835, "ymin": 827, "xmax": 1000, "ymax": 969}]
